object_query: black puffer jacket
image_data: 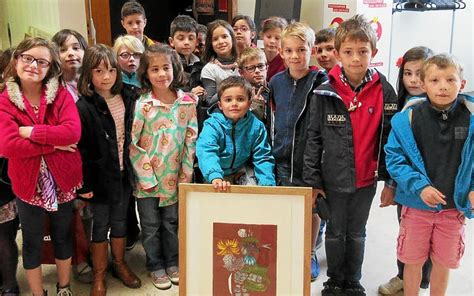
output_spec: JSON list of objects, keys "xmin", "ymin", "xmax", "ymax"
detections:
[
  {"xmin": 303, "ymin": 70, "xmax": 398, "ymax": 193},
  {"xmin": 76, "ymin": 89, "xmax": 137, "ymax": 204}
]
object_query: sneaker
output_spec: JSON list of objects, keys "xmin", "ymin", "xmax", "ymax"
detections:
[
  {"xmin": 125, "ymin": 238, "xmax": 136, "ymax": 251},
  {"xmin": 166, "ymin": 266, "xmax": 179, "ymax": 285},
  {"xmin": 150, "ymin": 271, "xmax": 172, "ymax": 290},
  {"xmin": 419, "ymin": 288, "xmax": 429, "ymax": 296},
  {"xmin": 378, "ymin": 276, "xmax": 403, "ymax": 295},
  {"xmin": 321, "ymin": 278, "xmax": 344, "ymax": 296},
  {"xmin": 56, "ymin": 284, "xmax": 72, "ymax": 296},
  {"xmin": 1, "ymin": 286, "xmax": 20, "ymax": 296},
  {"xmin": 344, "ymin": 281, "xmax": 366, "ymax": 296},
  {"xmin": 310, "ymin": 253, "xmax": 320, "ymax": 281}
]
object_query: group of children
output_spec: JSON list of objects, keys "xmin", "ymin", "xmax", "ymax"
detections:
[{"xmin": 0, "ymin": 1, "xmax": 472, "ymax": 296}]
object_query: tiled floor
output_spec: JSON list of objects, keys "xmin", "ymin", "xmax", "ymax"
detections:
[{"xmin": 15, "ymin": 183, "xmax": 473, "ymax": 295}]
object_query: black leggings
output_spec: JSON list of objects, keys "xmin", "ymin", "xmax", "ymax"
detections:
[
  {"xmin": 16, "ymin": 199, "xmax": 74, "ymax": 269},
  {"xmin": 0, "ymin": 216, "xmax": 19, "ymax": 290}
]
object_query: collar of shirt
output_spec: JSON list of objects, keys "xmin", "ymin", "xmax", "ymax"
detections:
[{"xmin": 340, "ymin": 67, "xmax": 376, "ymax": 92}]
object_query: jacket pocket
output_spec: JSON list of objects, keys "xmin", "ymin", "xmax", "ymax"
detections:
[{"xmin": 457, "ymin": 233, "xmax": 465, "ymax": 261}]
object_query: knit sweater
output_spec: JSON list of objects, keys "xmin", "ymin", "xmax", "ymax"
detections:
[{"xmin": 0, "ymin": 78, "xmax": 82, "ymax": 201}]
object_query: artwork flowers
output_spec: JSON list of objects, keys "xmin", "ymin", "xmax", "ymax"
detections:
[{"xmin": 213, "ymin": 223, "xmax": 277, "ymax": 296}]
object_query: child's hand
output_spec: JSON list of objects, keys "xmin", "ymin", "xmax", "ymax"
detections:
[
  {"xmin": 19, "ymin": 126, "xmax": 33, "ymax": 138},
  {"xmin": 469, "ymin": 191, "xmax": 474, "ymax": 213},
  {"xmin": 212, "ymin": 178, "xmax": 231, "ymax": 192},
  {"xmin": 379, "ymin": 185, "xmax": 396, "ymax": 207},
  {"xmin": 420, "ymin": 186, "xmax": 446, "ymax": 207},
  {"xmin": 251, "ymin": 86, "xmax": 266, "ymax": 104},
  {"xmin": 54, "ymin": 144, "xmax": 77, "ymax": 152},
  {"xmin": 191, "ymin": 86, "xmax": 206, "ymax": 97},
  {"xmin": 78, "ymin": 191, "xmax": 94, "ymax": 199},
  {"xmin": 312, "ymin": 188, "xmax": 326, "ymax": 208},
  {"xmin": 142, "ymin": 184, "xmax": 157, "ymax": 193}
]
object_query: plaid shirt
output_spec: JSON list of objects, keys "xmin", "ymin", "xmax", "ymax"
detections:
[{"xmin": 340, "ymin": 67, "xmax": 376, "ymax": 93}]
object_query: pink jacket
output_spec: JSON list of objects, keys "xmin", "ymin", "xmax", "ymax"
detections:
[{"xmin": 0, "ymin": 78, "xmax": 82, "ymax": 201}]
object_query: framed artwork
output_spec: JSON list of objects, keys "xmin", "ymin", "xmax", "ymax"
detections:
[{"xmin": 179, "ymin": 184, "xmax": 312, "ymax": 296}]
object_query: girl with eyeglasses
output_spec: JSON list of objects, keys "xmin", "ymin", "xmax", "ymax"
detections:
[
  {"xmin": 113, "ymin": 35, "xmax": 144, "ymax": 252},
  {"xmin": 0, "ymin": 37, "xmax": 83, "ymax": 296},
  {"xmin": 76, "ymin": 44, "xmax": 142, "ymax": 295},
  {"xmin": 231, "ymin": 15, "xmax": 257, "ymax": 56},
  {"xmin": 113, "ymin": 35, "xmax": 144, "ymax": 97}
]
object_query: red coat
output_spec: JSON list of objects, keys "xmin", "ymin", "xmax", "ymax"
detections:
[{"xmin": 0, "ymin": 78, "xmax": 82, "ymax": 201}]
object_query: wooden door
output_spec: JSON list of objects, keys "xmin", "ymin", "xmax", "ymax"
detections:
[{"xmin": 85, "ymin": 0, "xmax": 112, "ymax": 46}]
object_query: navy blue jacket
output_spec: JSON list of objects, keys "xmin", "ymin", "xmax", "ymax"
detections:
[{"xmin": 269, "ymin": 68, "xmax": 327, "ymax": 185}]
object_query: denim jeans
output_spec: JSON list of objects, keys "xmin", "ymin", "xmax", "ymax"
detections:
[
  {"xmin": 91, "ymin": 176, "xmax": 131, "ymax": 242},
  {"xmin": 137, "ymin": 199, "xmax": 178, "ymax": 272},
  {"xmin": 325, "ymin": 185, "xmax": 376, "ymax": 283}
]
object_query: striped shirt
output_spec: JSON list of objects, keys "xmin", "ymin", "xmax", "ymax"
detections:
[{"xmin": 105, "ymin": 95, "xmax": 126, "ymax": 170}]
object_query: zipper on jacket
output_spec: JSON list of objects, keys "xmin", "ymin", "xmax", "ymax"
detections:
[
  {"xmin": 375, "ymin": 102, "xmax": 385, "ymax": 184},
  {"xmin": 230, "ymin": 123, "xmax": 237, "ymax": 169},
  {"xmin": 289, "ymin": 78, "xmax": 314, "ymax": 183}
]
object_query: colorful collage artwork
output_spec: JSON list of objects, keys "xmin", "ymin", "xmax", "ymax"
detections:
[{"xmin": 213, "ymin": 223, "xmax": 277, "ymax": 296}]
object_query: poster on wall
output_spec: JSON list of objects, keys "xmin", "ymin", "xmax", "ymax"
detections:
[
  {"xmin": 323, "ymin": 0, "xmax": 393, "ymax": 75},
  {"xmin": 195, "ymin": 0, "xmax": 215, "ymax": 15},
  {"xmin": 213, "ymin": 223, "xmax": 277, "ymax": 295}
]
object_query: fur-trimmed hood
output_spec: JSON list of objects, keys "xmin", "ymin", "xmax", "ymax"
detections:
[{"xmin": 5, "ymin": 77, "xmax": 59, "ymax": 111}]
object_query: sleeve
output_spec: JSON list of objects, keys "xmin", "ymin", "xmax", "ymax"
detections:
[
  {"xmin": 302, "ymin": 93, "xmax": 324, "ymax": 189},
  {"xmin": 76, "ymin": 104, "xmax": 94, "ymax": 194},
  {"xmin": 128, "ymin": 102, "xmax": 159, "ymax": 190},
  {"xmin": 178, "ymin": 104, "xmax": 198, "ymax": 183},
  {"xmin": 251, "ymin": 123, "xmax": 276, "ymax": 186},
  {"xmin": 250, "ymin": 99, "xmax": 265, "ymax": 122},
  {"xmin": 384, "ymin": 126, "xmax": 431, "ymax": 197},
  {"xmin": 196, "ymin": 120, "xmax": 224, "ymax": 183},
  {"xmin": 471, "ymin": 170, "xmax": 474, "ymax": 192},
  {"xmin": 0, "ymin": 98, "xmax": 55, "ymax": 158},
  {"xmin": 201, "ymin": 78, "xmax": 218, "ymax": 106},
  {"xmin": 29, "ymin": 89, "xmax": 82, "ymax": 146}
]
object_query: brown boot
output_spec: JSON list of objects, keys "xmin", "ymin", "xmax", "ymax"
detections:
[
  {"xmin": 110, "ymin": 237, "xmax": 141, "ymax": 288},
  {"xmin": 90, "ymin": 241, "xmax": 108, "ymax": 296}
]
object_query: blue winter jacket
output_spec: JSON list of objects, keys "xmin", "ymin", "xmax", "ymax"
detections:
[
  {"xmin": 384, "ymin": 95, "xmax": 474, "ymax": 218},
  {"xmin": 196, "ymin": 108, "xmax": 276, "ymax": 186}
]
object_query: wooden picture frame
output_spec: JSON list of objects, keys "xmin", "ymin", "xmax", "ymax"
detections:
[{"xmin": 179, "ymin": 183, "xmax": 312, "ymax": 296}]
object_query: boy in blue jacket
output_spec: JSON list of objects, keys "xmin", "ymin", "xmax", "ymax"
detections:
[
  {"xmin": 385, "ymin": 54, "xmax": 473, "ymax": 296},
  {"xmin": 269, "ymin": 22, "xmax": 327, "ymax": 281},
  {"xmin": 196, "ymin": 76, "xmax": 275, "ymax": 191}
]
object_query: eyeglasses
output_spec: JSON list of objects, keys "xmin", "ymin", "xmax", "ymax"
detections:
[
  {"xmin": 118, "ymin": 52, "xmax": 142, "ymax": 60},
  {"xmin": 233, "ymin": 26, "xmax": 250, "ymax": 32},
  {"xmin": 19, "ymin": 54, "xmax": 51, "ymax": 68},
  {"xmin": 243, "ymin": 63, "xmax": 267, "ymax": 73}
]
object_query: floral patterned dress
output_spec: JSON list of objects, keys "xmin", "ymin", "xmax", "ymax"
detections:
[{"xmin": 129, "ymin": 90, "xmax": 198, "ymax": 206}]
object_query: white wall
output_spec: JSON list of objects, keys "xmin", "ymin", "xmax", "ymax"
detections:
[
  {"xmin": 58, "ymin": 0, "xmax": 88, "ymax": 40},
  {"xmin": 389, "ymin": 5, "xmax": 473, "ymax": 92},
  {"xmin": 237, "ymin": 0, "xmax": 473, "ymax": 92},
  {"xmin": 0, "ymin": 0, "xmax": 87, "ymax": 50}
]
